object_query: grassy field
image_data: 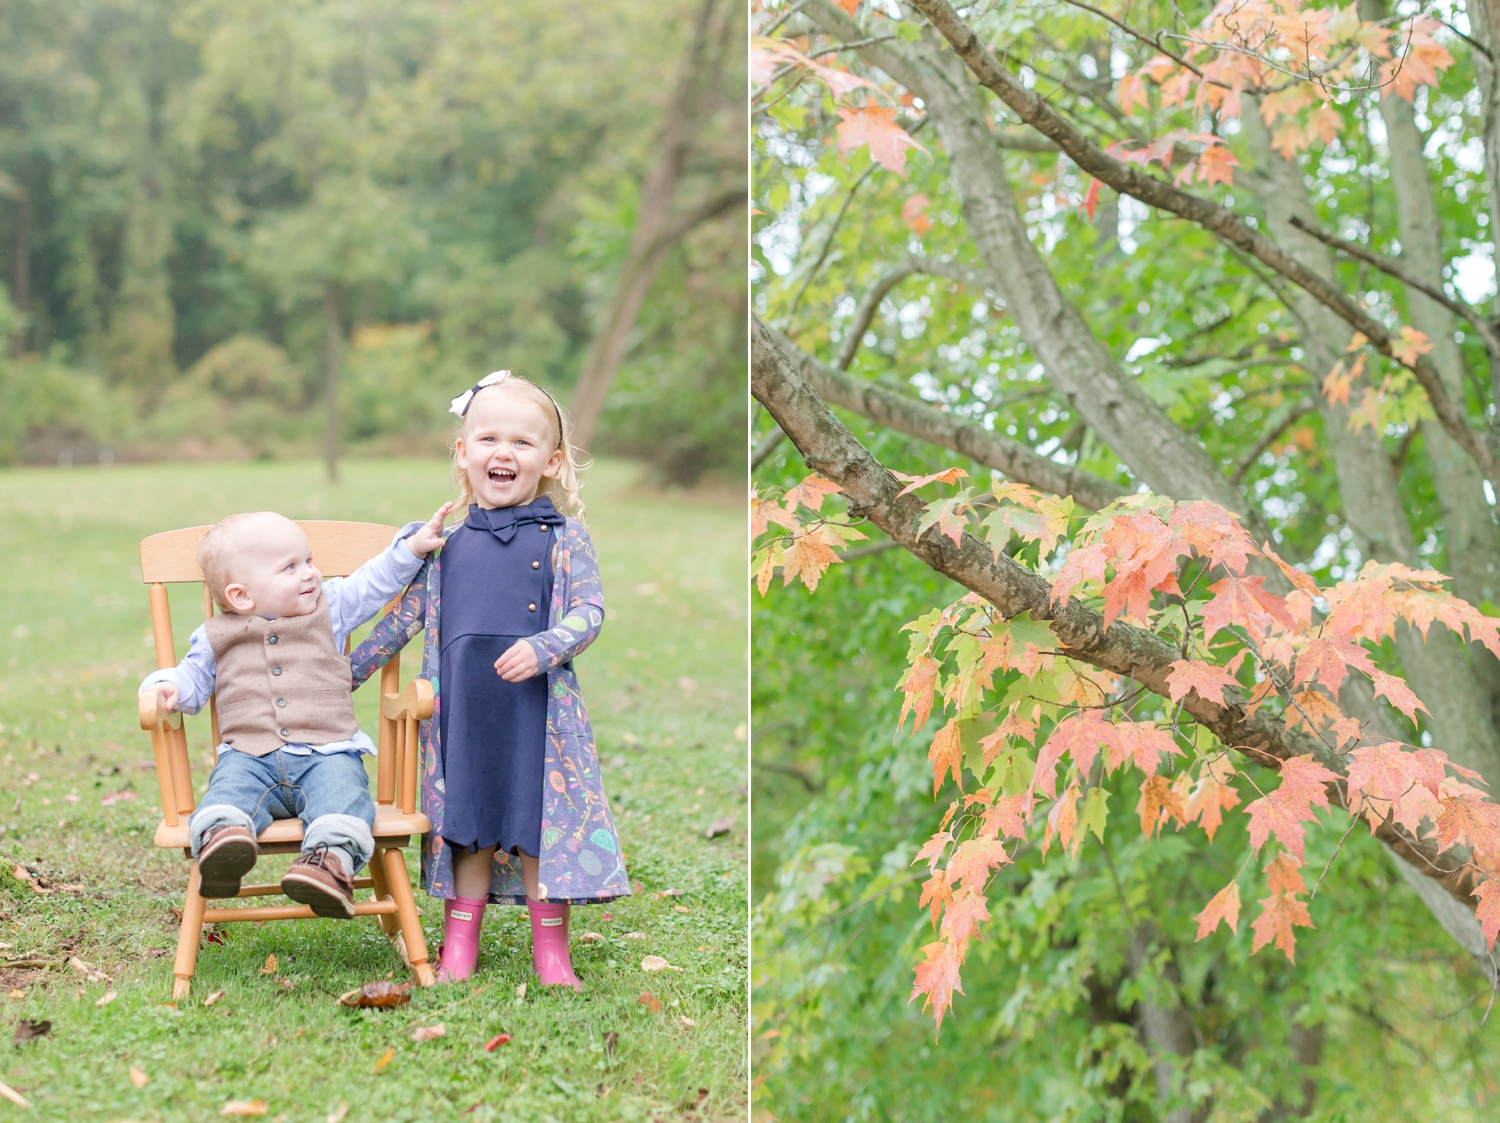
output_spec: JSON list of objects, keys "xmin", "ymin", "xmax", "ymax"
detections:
[{"xmin": 0, "ymin": 458, "xmax": 747, "ymax": 1122}]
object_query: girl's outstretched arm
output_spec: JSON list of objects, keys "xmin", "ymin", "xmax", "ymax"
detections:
[{"xmin": 349, "ymin": 558, "xmax": 431, "ymax": 687}]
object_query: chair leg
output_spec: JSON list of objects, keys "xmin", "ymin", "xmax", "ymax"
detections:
[
  {"xmin": 382, "ymin": 847, "xmax": 435, "ymax": 987},
  {"xmin": 173, "ymin": 862, "xmax": 208, "ymax": 1001},
  {"xmin": 366, "ymin": 850, "xmax": 400, "ymax": 936}
]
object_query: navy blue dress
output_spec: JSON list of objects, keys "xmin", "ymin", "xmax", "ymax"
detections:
[{"xmin": 438, "ymin": 497, "xmax": 564, "ymax": 856}]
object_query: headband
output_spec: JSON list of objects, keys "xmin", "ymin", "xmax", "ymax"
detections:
[{"xmin": 449, "ymin": 371, "xmax": 564, "ymax": 448}]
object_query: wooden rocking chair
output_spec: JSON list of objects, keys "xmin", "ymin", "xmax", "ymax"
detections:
[{"xmin": 137, "ymin": 521, "xmax": 437, "ymax": 999}]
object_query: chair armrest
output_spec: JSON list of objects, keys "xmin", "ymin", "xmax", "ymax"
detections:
[
  {"xmin": 381, "ymin": 678, "xmax": 434, "ymax": 722},
  {"xmin": 139, "ymin": 691, "xmax": 184, "ymax": 732}
]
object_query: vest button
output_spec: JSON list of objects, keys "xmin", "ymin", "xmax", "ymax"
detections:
[
  {"xmin": 539, "ymin": 524, "xmax": 548, "ymax": 532},
  {"xmin": 268, "ymin": 634, "xmax": 278, "ymax": 645},
  {"xmin": 279, "ymin": 728, "xmax": 290, "ymax": 738},
  {"xmin": 528, "ymin": 603, "xmax": 537, "ymax": 612},
  {"xmin": 272, "ymin": 666, "xmax": 282, "ymax": 676},
  {"xmin": 276, "ymin": 697, "xmax": 286, "ymax": 707},
  {"xmin": 532, "ymin": 560, "xmax": 540, "ymax": 569}
]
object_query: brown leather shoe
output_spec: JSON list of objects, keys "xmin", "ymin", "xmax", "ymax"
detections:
[
  {"xmin": 281, "ymin": 847, "xmax": 356, "ymax": 919},
  {"xmin": 197, "ymin": 824, "xmax": 259, "ymax": 898}
]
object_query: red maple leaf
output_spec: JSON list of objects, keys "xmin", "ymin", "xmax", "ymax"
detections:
[
  {"xmin": 901, "ymin": 193, "xmax": 933, "ymax": 235},
  {"xmin": 1109, "ymin": 720, "xmax": 1182, "ymax": 777},
  {"xmin": 1183, "ymin": 772, "xmax": 1241, "ymax": 841},
  {"xmin": 782, "ymin": 473, "xmax": 843, "ymax": 513},
  {"xmin": 1137, "ymin": 773, "xmax": 1186, "ymax": 837},
  {"xmin": 893, "ymin": 466, "xmax": 968, "ymax": 496},
  {"xmin": 918, "ymin": 869, "xmax": 951, "ymax": 927},
  {"xmin": 897, "ymin": 656, "xmax": 940, "ymax": 733},
  {"xmin": 1166, "ymin": 659, "xmax": 1241, "ymax": 706},
  {"xmin": 836, "ymin": 107, "xmax": 929, "ymax": 176},
  {"xmin": 912, "ymin": 830, "xmax": 953, "ymax": 873},
  {"xmin": 941, "ymin": 888, "xmax": 990, "ymax": 951},
  {"xmin": 980, "ymin": 792, "xmax": 1029, "ymax": 840},
  {"xmin": 1291, "ymin": 635, "xmax": 1376, "ymax": 697},
  {"xmin": 1251, "ymin": 890, "xmax": 1313, "ymax": 963},
  {"xmin": 1370, "ymin": 668, "xmax": 1428, "ymax": 725},
  {"xmin": 1437, "ymin": 790, "xmax": 1500, "ymax": 857}
]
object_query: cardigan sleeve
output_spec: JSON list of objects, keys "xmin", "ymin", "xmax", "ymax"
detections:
[
  {"xmin": 523, "ymin": 522, "xmax": 605, "ymax": 673},
  {"xmin": 348, "ymin": 557, "xmax": 431, "ymax": 688}
]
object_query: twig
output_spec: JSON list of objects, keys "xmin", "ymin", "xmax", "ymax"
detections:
[
  {"xmin": 1231, "ymin": 396, "xmax": 1316, "ymax": 485},
  {"xmin": 1308, "ymin": 810, "xmax": 1362, "ymax": 900},
  {"xmin": 753, "ymin": 425, "xmax": 787, "ymax": 468},
  {"xmin": 761, "ymin": 0, "xmax": 812, "ymax": 37}
]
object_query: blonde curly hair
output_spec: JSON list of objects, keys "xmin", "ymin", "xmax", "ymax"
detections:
[{"xmin": 449, "ymin": 373, "xmax": 587, "ymax": 521}]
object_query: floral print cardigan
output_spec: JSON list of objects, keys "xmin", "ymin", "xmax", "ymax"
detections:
[{"xmin": 349, "ymin": 518, "xmax": 630, "ymax": 905}]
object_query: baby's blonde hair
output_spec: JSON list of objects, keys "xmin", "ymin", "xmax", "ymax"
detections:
[
  {"xmin": 197, "ymin": 512, "xmax": 276, "ymax": 612},
  {"xmin": 450, "ymin": 373, "xmax": 587, "ymax": 521}
]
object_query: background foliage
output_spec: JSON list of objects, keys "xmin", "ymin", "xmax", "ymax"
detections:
[{"xmin": 0, "ymin": 0, "xmax": 746, "ymax": 482}]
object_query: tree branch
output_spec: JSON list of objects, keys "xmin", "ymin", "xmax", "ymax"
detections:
[
  {"xmin": 905, "ymin": 0, "xmax": 1497, "ymax": 484},
  {"xmin": 753, "ymin": 313, "xmax": 1482, "ymax": 909},
  {"xmin": 771, "ymin": 323, "xmax": 1130, "ymax": 510},
  {"xmin": 835, "ymin": 256, "xmax": 994, "ymax": 370},
  {"xmin": 1230, "ymin": 396, "xmax": 1316, "ymax": 485},
  {"xmin": 1286, "ymin": 214, "xmax": 1500, "ymax": 362}
]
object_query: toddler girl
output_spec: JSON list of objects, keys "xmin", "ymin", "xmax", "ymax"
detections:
[{"xmin": 350, "ymin": 371, "xmax": 629, "ymax": 988}]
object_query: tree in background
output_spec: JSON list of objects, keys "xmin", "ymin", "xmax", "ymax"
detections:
[
  {"xmin": 753, "ymin": 0, "xmax": 1500, "ymax": 1117},
  {"xmin": 0, "ymin": 0, "xmax": 746, "ymax": 482}
]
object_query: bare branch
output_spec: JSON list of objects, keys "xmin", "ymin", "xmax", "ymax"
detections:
[
  {"xmin": 835, "ymin": 256, "xmax": 994, "ymax": 370},
  {"xmin": 770, "ymin": 323, "xmax": 1131, "ymax": 509}
]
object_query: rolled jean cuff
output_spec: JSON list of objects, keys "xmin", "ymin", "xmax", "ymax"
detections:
[
  {"xmin": 304, "ymin": 813, "xmax": 375, "ymax": 874},
  {"xmin": 188, "ymin": 804, "xmax": 255, "ymax": 858}
]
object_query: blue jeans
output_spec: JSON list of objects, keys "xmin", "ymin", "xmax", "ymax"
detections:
[{"xmin": 189, "ymin": 749, "xmax": 376, "ymax": 874}]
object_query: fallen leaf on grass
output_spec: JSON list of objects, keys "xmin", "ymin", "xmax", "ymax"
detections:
[
  {"xmin": 13, "ymin": 1019, "xmax": 50, "ymax": 1043},
  {"xmin": 672, "ymin": 905, "xmax": 690, "ymax": 914},
  {"xmin": 278, "ymin": 978, "xmax": 294, "ymax": 992},
  {"xmin": 337, "ymin": 981, "xmax": 413, "ymax": 1008},
  {"xmin": 600, "ymin": 912, "xmax": 613, "ymax": 922},
  {"xmin": 412, "ymin": 1023, "xmax": 446, "ymax": 1042},
  {"xmin": 514, "ymin": 983, "xmax": 527, "ymax": 1000},
  {"xmin": 96, "ymin": 990, "xmax": 118, "ymax": 1007},
  {"xmin": 620, "ymin": 932, "xmax": 647, "ymax": 940},
  {"xmin": 374, "ymin": 1046, "xmax": 395, "ymax": 1074},
  {"xmin": 603, "ymin": 1030, "xmax": 618, "ymax": 1053},
  {"xmin": 69, "ymin": 956, "xmax": 109, "ymax": 983},
  {"xmin": 204, "ymin": 990, "xmax": 227, "ymax": 1007},
  {"xmin": 638, "ymin": 992, "xmax": 662, "ymax": 1013},
  {"xmin": 704, "ymin": 817, "xmax": 734, "ymax": 839},
  {"xmin": 579, "ymin": 932, "xmax": 606, "ymax": 944},
  {"xmin": 641, "ymin": 955, "xmax": 683, "ymax": 973},
  {"xmin": 101, "ymin": 790, "xmax": 138, "ymax": 806},
  {"xmin": 327, "ymin": 1102, "xmax": 350, "ymax": 1123},
  {"xmin": 483, "ymin": 1033, "xmax": 512, "ymax": 1051},
  {"xmin": 221, "ymin": 1100, "xmax": 268, "ymax": 1116},
  {"xmin": 0, "ymin": 1079, "xmax": 29, "ymax": 1107},
  {"xmin": 257, "ymin": 955, "xmax": 277, "ymax": 975},
  {"xmin": 7, "ymin": 991, "xmax": 23, "ymax": 1000},
  {"xmin": 130, "ymin": 1065, "xmax": 148, "ymax": 1088},
  {"xmin": 659, "ymin": 889, "xmax": 684, "ymax": 898}
]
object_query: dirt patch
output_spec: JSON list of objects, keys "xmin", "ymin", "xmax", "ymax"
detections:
[{"xmin": 0, "ymin": 968, "xmax": 46, "ymax": 990}]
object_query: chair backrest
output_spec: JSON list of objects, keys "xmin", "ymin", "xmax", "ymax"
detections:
[{"xmin": 139, "ymin": 521, "xmax": 406, "ymax": 826}]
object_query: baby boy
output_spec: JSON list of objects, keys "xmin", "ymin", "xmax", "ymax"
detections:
[{"xmin": 139, "ymin": 505, "xmax": 449, "ymax": 917}]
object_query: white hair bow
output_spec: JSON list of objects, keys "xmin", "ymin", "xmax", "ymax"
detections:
[{"xmin": 449, "ymin": 370, "xmax": 512, "ymax": 417}]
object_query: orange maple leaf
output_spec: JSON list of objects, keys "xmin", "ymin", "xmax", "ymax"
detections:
[
  {"xmin": 1437, "ymin": 790, "xmax": 1500, "ymax": 857},
  {"xmin": 780, "ymin": 529, "xmax": 843, "ymax": 592},
  {"xmin": 1042, "ymin": 782, "xmax": 1081, "ymax": 858},
  {"xmin": 901, "ymin": 194, "xmax": 932, "ymax": 235},
  {"xmin": 893, "ymin": 466, "xmax": 968, "ymax": 496},
  {"xmin": 1166, "ymin": 659, "xmax": 1240, "ymax": 706},
  {"xmin": 782, "ymin": 473, "xmax": 843, "ymax": 513},
  {"xmin": 1195, "ymin": 143, "xmax": 1239, "ymax": 187},
  {"xmin": 1251, "ymin": 887, "xmax": 1314, "ymax": 962},
  {"xmin": 1137, "ymin": 773, "xmax": 1186, "ymax": 837},
  {"xmin": 751, "ymin": 494, "xmax": 800, "ymax": 539},
  {"xmin": 918, "ymin": 869, "xmax": 951, "ymax": 928},
  {"xmin": 1194, "ymin": 880, "xmax": 1242, "ymax": 940},
  {"xmin": 835, "ymin": 107, "xmax": 928, "ymax": 177},
  {"xmin": 928, "ymin": 718, "xmax": 963, "ymax": 796},
  {"xmin": 897, "ymin": 656, "xmax": 940, "ymax": 733},
  {"xmin": 1472, "ymin": 880, "xmax": 1500, "ymax": 950},
  {"xmin": 980, "ymin": 792, "xmax": 1029, "ymax": 841},
  {"xmin": 1183, "ymin": 772, "xmax": 1241, "ymax": 841},
  {"xmin": 941, "ymin": 888, "xmax": 990, "ymax": 952},
  {"xmin": 910, "ymin": 940, "xmax": 964, "ymax": 1029},
  {"xmin": 1370, "ymin": 668, "xmax": 1428, "ymax": 725},
  {"xmin": 945, "ymin": 838, "xmax": 1011, "ymax": 891}
]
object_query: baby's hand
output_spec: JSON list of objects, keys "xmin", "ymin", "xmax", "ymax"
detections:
[
  {"xmin": 407, "ymin": 503, "xmax": 454, "ymax": 559},
  {"xmin": 141, "ymin": 682, "xmax": 179, "ymax": 713},
  {"xmin": 494, "ymin": 640, "xmax": 540, "ymax": 683}
]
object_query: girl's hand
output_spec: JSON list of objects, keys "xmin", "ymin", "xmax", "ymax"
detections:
[
  {"xmin": 494, "ymin": 639, "xmax": 540, "ymax": 682},
  {"xmin": 407, "ymin": 503, "xmax": 454, "ymax": 559}
]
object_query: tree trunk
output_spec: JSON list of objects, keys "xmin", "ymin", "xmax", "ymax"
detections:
[
  {"xmin": 10, "ymin": 161, "xmax": 28, "ymax": 357},
  {"xmin": 323, "ymin": 283, "xmax": 341, "ymax": 483},
  {"xmin": 569, "ymin": 0, "xmax": 737, "ymax": 448},
  {"xmin": 1238, "ymin": 107, "xmax": 1500, "ymax": 789}
]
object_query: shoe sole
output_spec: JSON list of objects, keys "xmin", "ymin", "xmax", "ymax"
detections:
[
  {"xmin": 281, "ymin": 872, "xmax": 355, "ymax": 919},
  {"xmin": 197, "ymin": 837, "xmax": 258, "ymax": 898}
]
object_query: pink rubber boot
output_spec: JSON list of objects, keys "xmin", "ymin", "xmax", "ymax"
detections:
[
  {"xmin": 435, "ymin": 895, "xmax": 487, "ymax": 983},
  {"xmin": 527, "ymin": 899, "xmax": 581, "ymax": 991}
]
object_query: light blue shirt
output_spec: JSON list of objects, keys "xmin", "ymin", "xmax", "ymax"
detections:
[{"xmin": 139, "ymin": 530, "xmax": 424, "ymax": 759}]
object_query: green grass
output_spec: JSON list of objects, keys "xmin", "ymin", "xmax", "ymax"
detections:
[{"xmin": 0, "ymin": 458, "xmax": 747, "ymax": 1122}]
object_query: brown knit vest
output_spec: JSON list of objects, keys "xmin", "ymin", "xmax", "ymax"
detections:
[{"xmin": 204, "ymin": 595, "xmax": 357, "ymax": 756}]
